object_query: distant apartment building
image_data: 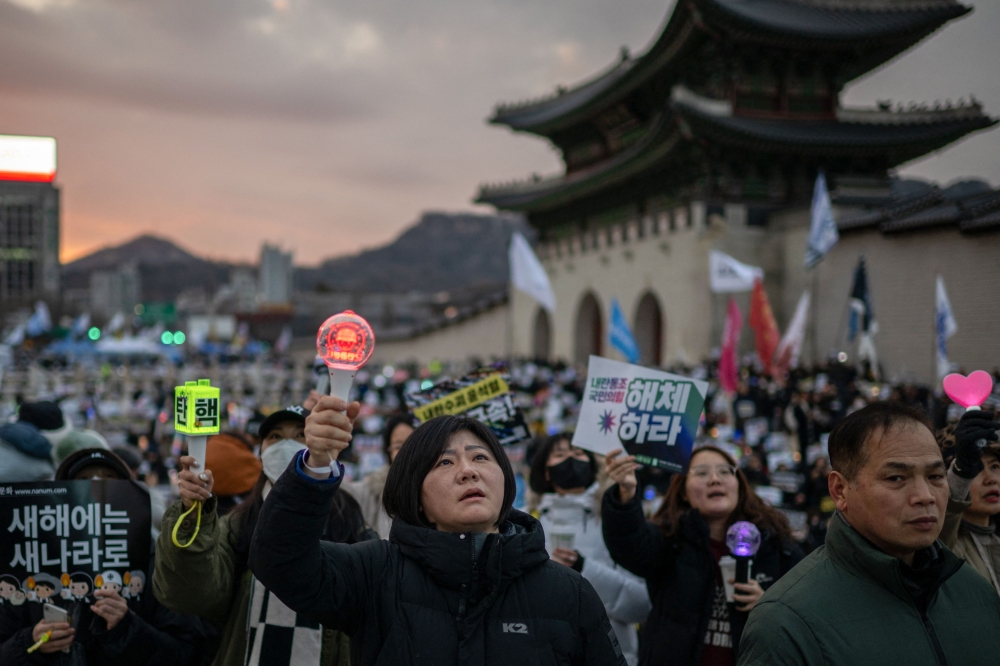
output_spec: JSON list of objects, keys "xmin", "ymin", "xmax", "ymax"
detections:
[
  {"xmin": 0, "ymin": 135, "xmax": 60, "ymax": 306},
  {"xmin": 230, "ymin": 268, "xmax": 259, "ymax": 313},
  {"xmin": 90, "ymin": 263, "xmax": 141, "ymax": 317},
  {"xmin": 259, "ymin": 243, "xmax": 293, "ymax": 305}
]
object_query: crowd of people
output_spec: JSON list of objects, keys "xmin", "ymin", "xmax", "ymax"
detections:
[{"xmin": 1, "ymin": 352, "xmax": 999, "ymax": 664}]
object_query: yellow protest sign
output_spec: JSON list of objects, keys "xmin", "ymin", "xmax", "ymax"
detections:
[
  {"xmin": 412, "ymin": 374, "xmax": 511, "ymax": 423},
  {"xmin": 174, "ymin": 379, "xmax": 221, "ymax": 435}
]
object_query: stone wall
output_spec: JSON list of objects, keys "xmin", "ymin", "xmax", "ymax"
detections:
[
  {"xmin": 371, "ymin": 302, "xmax": 509, "ymax": 366},
  {"xmin": 371, "ymin": 202, "xmax": 1000, "ymax": 383}
]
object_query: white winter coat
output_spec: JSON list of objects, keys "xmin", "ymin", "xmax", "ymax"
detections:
[{"xmin": 538, "ymin": 484, "xmax": 651, "ymax": 666}]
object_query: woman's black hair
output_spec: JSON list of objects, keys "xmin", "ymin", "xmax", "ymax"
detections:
[
  {"xmin": 231, "ymin": 466, "xmax": 372, "ymax": 560},
  {"xmin": 382, "ymin": 412, "xmax": 417, "ymax": 462},
  {"xmin": 528, "ymin": 432, "xmax": 597, "ymax": 494},
  {"xmin": 382, "ymin": 415, "xmax": 516, "ymax": 530}
]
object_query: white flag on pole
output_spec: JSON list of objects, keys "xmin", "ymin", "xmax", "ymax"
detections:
[
  {"xmin": 772, "ymin": 291, "xmax": 810, "ymax": 375},
  {"xmin": 935, "ymin": 275, "xmax": 958, "ymax": 379},
  {"xmin": 509, "ymin": 232, "xmax": 556, "ymax": 313},
  {"xmin": 805, "ymin": 172, "xmax": 839, "ymax": 269},
  {"xmin": 709, "ymin": 250, "xmax": 763, "ymax": 293}
]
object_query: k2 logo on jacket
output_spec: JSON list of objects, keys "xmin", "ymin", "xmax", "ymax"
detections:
[{"xmin": 502, "ymin": 622, "xmax": 528, "ymax": 634}]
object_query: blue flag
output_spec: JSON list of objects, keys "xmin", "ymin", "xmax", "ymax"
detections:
[
  {"xmin": 936, "ymin": 276, "xmax": 957, "ymax": 379},
  {"xmin": 610, "ymin": 298, "xmax": 640, "ymax": 364},
  {"xmin": 805, "ymin": 172, "xmax": 839, "ymax": 269}
]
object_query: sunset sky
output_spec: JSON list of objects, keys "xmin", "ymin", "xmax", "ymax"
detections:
[{"xmin": 2, "ymin": 0, "xmax": 997, "ymax": 266}]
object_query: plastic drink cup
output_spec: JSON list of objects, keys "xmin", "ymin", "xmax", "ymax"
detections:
[
  {"xmin": 719, "ymin": 555, "xmax": 737, "ymax": 602},
  {"xmin": 550, "ymin": 529, "xmax": 575, "ymax": 552}
]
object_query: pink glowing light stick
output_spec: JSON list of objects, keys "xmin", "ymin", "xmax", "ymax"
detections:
[
  {"xmin": 943, "ymin": 371, "xmax": 994, "ymax": 412},
  {"xmin": 316, "ymin": 311, "xmax": 375, "ymax": 403}
]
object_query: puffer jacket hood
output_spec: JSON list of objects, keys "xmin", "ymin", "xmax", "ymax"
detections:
[
  {"xmin": 0, "ymin": 437, "xmax": 55, "ymax": 483},
  {"xmin": 0, "ymin": 422, "xmax": 52, "ymax": 459},
  {"xmin": 389, "ymin": 510, "xmax": 549, "ymax": 593}
]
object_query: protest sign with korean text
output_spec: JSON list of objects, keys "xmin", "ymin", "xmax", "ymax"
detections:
[
  {"xmin": 406, "ymin": 369, "xmax": 530, "ymax": 446},
  {"xmin": 0, "ymin": 480, "xmax": 151, "ymax": 606},
  {"xmin": 573, "ymin": 356, "xmax": 708, "ymax": 472}
]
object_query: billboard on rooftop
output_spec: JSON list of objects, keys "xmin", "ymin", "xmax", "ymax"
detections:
[{"xmin": 0, "ymin": 134, "xmax": 57, "ymax": 182}]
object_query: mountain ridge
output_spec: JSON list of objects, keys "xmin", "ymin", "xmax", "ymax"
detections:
[{"xmin": 62, "ymin": 212, "xmax": 528, "ymax": 301}]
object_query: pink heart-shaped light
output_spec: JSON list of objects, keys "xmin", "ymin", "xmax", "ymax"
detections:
[{"xmin": 943, "ymin": 371, "xmax": 994, "ymax": 409}]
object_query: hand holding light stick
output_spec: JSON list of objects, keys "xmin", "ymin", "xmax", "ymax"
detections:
[
  {"xmin": 943, "ymin": 371, "xmax": 996, "ymax": 449},
  {"xmin": 316, "ymin": 310, "xmax": 375, "ymax": 404},
  {"xmin": 171, "ymin": 379, "xmax": 221, "ymax": 549}
]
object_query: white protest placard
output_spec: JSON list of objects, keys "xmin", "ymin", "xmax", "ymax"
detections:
[{"xmin": 572, "ymin": 356, "xmax": 709, "ymax": 473}]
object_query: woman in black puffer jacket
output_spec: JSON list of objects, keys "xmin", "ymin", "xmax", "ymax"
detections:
[
  {"xmin": 602, "ymin": 446, "xmax": 803, "ymax": 666},
  {"xmin": 250, "ymin": 400, "xmax": 625, "ymax": 666}
]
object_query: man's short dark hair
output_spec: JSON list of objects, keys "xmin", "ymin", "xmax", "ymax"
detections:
[
  {"xmin": 828, "ymin": 402, "xmax": 933, "ymax": 481},
  {"xmin": 382, "ymin": 415, "xmax": 516, "ymax": 530},
  {"xmin": 528, "ymin": 433, "xmax": 596, "ymax": 494}
]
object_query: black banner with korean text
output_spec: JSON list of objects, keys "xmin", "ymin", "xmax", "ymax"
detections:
[
  {"xmin": 406, "ymin": 369, "xmax": 530, "ymax": 446},
  {"xmin": 0, "ymin": 480, "xmax": 151, "ymax": 606}
]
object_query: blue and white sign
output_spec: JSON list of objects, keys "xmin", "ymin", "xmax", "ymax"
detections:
[{"xmin": 573, "ymin": 356, "xmax": 708, "ymax": 473}]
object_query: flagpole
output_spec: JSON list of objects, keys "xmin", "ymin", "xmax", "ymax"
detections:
[
  {"xmin": 931, "ymin": 301, "xmax": 937, "ymax": 387},
  {"xmin": 810, "ymin": 267, "xmax": 819, "ymax": 368},
  {"xmin": 505, "ymin": 285, "xmax": 514, "ymax": 360}
]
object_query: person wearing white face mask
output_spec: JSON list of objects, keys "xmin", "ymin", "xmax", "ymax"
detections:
[{"xmin": 154, "ymin": 406, "xmax": 375, "ymax": 666}]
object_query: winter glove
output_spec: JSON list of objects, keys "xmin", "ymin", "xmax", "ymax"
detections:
[{"xmin": 952, "ymin": 410, "xmax": 999, "ymax": 479}]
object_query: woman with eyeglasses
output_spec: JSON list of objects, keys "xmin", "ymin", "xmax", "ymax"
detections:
[{"xmin": 601, "ymin": 446, "xmax": 803, "ymax": 666}]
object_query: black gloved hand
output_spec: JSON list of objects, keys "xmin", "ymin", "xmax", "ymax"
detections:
[{"xmin": 953, "ymin": 410, "xmax": 999, "ymax": 479}]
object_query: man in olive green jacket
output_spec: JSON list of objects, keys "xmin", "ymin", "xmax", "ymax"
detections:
[{"xmin": 738, "ymin": 402, "xmax": 1000, "ymax": 666}]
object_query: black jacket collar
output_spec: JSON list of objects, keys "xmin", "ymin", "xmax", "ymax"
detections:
[{"xmin": 389, "ymin": 509, "xmax": 549, "ymax": 592}]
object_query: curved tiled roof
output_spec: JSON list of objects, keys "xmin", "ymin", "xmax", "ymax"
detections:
[
  {"xmin": 491, "ymin": 0, "xmax": 970, "ymax": 133},
  {"xmin": 478, "ymin": 112, "xmax": 683, "ymax": 211},
  {"xmin": 673, "ymin": 96, "xmax": 995, "ymax": 158},
  {"xmin": 479, "ymin": 86, "xmax": 995, "ymax": 213},
  {"xmin": 838, "ymin": 183, "xmax": 1000, "ymax": 234},
  {"xmin": 706, "ymin": 0, "xmax": 969, "ymax": 42}
]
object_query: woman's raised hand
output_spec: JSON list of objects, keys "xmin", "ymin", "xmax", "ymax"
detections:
[
  {"xmin": 731, "ymin": 578, "xmax": 765, "ymax": 613},
  {"xmin": 304, "ymin": 396, "xmax": 361, "ymax": 469},
  {"xmin": 177, "ymin": 455, "xmax": 213, "ymax": 509},
  {"xmin": 605, "ymin": 449, "xmax": 640, "ymax": 503}
]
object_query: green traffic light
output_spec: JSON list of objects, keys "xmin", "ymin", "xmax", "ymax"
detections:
[
  {"xmin": 87, "ymin": 327, "xmax": 100, "ymax": 341},
  {"xmin": 173, "ymin": 331, "xmax": 186, "ymax": 345},
  {"xmin": 161, "ymin": 331, "xmax": 173, "ymax": 345}
]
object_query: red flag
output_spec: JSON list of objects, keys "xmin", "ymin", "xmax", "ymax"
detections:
[
  {"xmin": 719, "ymin": 297, "xmax": 742, "ymax": 393},
  {"xmin": 749, "ymin": 278, "xmax": 780, "ymax": 370}
]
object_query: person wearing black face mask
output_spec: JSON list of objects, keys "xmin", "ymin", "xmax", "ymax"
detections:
[{"xmin": 529, "ymin": 435, "xmax": 651, "ymax": 666}]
